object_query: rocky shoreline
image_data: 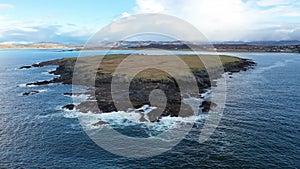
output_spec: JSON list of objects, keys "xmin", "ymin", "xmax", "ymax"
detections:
[{"xmin": 20, "ymin": 54, "xmax": 255, "ymax": 122}]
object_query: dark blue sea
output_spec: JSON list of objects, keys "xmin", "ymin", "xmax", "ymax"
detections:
[{"xmin": 0, "ymin": 49, "xmax": 299, "ymax": 168}]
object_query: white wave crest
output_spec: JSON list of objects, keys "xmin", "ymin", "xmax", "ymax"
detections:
[
  {"xmin": 62, "ymin": 102, "xmax": 207, "ymax": 133},
  {"xmin": 70, "ymin": 94, "xmax": 89, "ymax": 105},
  {"xmin": 17, "ymin": 83, "xmax": 34, "ymax": 87},
  {"xmin": 256, "ymin": 59, "xmax": 296, "ymax": 73},
  {"xmin": 38, "ymin": 89, "xmax": 48, "ymax": 93},
  {"xmin": 61, "ymin": 89, "xmax": 212, "ymax": 133}
]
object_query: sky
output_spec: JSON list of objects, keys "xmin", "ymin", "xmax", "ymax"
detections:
[{"xmin": 1, "ymin": 0, "xmax": 300, "ymax": 44}]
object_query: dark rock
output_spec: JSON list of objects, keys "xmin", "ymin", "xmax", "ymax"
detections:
[
  {"xmin": 76, "ymin": 101, "xmax": 101, "ymax": 113},
  {"xmin": 62, "ymin": 104, "xmax": 75, "ymax": 110},
  {"xmin": 22, "ymin": 90, "xmax": 39, "ymax": 96},
  {"xmin": 19, "ymin": 65, "xmax": 32, "ymax": 69},
  {"xmin": 152, "ymin": 118, "xmax": 160, "ymax": 122},
  {"xmin": 63, "ymin": 92, "xmax": 73, "ymax": 96},
  {"xmin": 200, "ymin": 101, "xmax": 217, "ymax": 113},
  {"xmin": 32, "ymin": 63, "xmax": 42, "ymax": 67},
  {"xmin": 26, "ymin": 81, "xmax": 51, "ymax": 86},
  {"xmin": 49, "ymin": 70, "xmax": 56, "ymax": 74},
  {"xmin": 93, "ymin": 120, "xmax": 109, "ymax": 126},
  {"xmin": 26, "ymin": 78, "xmax": 63, "ymax": 86},
  {"xmin": 230, "ymin": 69, "xmax": 241, "ymax": 73}
]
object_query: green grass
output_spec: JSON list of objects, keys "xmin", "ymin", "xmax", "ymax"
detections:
[{"xmin": 74, "ymin": 54, "xmax": 241, "ymax": 80}]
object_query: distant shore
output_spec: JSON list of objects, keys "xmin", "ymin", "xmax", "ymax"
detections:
[
  {"xmin": 60, "ymin": 44, "xmax": 300, "ymax": 53},
  {"xmin": 1, "ymin": 41, "xmax": 300, "ymax": 53}
]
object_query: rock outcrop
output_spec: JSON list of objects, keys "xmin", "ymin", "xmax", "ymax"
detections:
[{"xmin": 21, "ymin": 54, "xmax": 256, "ymax": 121}]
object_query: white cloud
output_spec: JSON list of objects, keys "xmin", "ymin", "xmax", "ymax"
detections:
[
  {"xmin": 56, "ymin": 25, "xmax": 95, "ymax": 37},
  {"xmin": 0, "ymin": 18, "xmax": 91, "ymax": 44},
  {"xmin": 284, "ymin": 12, "xmax": 300, "ymax": 17},
  {"xmin": 17, "ymin": 27, "xmax": 39, "ymax": 32},
  {"xmin": 256, "ymin": 0, "xmax": 294, "ymax": 7},
  {"xmin": 133, "ymin": 0, "xmax": 259, "ymax": 41},
  {"xmin": 0, "ymin": 4, "xmax": 13, "ymax": 10},
  {"xmin": 0, "ymin": 41, "xmax": 33, "ymax": 45},
  {"xmin": 90, "ymin": 14, "xmax": 211, "ymax": 43},
  {"xmin": 1, "ymin": 1, "xmax": 300, "ymax": 43},
  {"xmin": 132, "ymin": 0, "xmax": 300, "ymax": 41},
  {"xmin": 134, "ymin": 0, "xmax": 165, "ymax": 13},
  {"xmin": 121, "ymin": 12, "xmax": 131, "ymax": 18}
]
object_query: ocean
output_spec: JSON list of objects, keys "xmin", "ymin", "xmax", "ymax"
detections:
[{"xmin": 0, "ymin": 49, "xmax": 299, "ymax": 168}]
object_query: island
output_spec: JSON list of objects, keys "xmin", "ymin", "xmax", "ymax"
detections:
[{"xmin": 20, "ymin": 54, "xmax": 255, "ymax": 123}]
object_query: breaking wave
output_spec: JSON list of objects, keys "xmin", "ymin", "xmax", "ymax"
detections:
[{"xmin": 60, "ymin": 90, "xmax": 212, "ymax": 134}]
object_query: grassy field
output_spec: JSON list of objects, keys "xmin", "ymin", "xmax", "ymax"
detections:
[{"xmin": 73, "ymin": 54, "xmax": 241, "ymax": 80}]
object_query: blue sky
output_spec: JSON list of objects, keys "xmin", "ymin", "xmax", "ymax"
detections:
[{"xmin": 1, "ymin": 0, "xmax": 300, "ymax": 44}]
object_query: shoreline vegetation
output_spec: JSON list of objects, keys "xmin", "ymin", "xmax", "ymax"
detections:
[
  {"xmin": 2, "ymin": 41, "xmax": 300, "ymax": 53},
  {"xmin": 20, "ymin": 54, "xmax": 256, "ymax": 124}
]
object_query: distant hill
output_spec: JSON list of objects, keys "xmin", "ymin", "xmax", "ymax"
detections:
[
  {"xmin": 2, "ymin": 40, "xmax": 300, "ymax": 53},
  {"xmin": 216, "ymin": 40, "xmax": 300, "ymax": 46},
  {"xmin": 91, "ymin": 40, "xmax": 300, "ymax": 53},
  {"xmin": 83, "ymin": 40, "xmax": 300, "ymax": 48}
]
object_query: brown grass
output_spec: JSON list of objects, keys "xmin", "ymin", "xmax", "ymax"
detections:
[{"xmin": 74, "ymin": 54, "xmax": 241, "ymax": 80}]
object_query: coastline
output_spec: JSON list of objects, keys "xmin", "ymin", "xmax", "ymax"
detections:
[
  {"xmin": 20, "ymin": 54, "xmax": 256, "ymax": 123},
  {"xmin": 1, "ymin": 44, "xmax": 300, "ymax": 54}
]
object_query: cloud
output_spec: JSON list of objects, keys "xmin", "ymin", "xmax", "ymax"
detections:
[
  {"xmin": 1, "ymin": 1, "xmax": 300, "ymax": 43},
  {"xmin": 0, "ymin": 15, "xmax": 95, "ymax": 44},
  {"xmin": 0, "ymin": 23, "xmax": 89, "ymax": 44},
  {"xmin": 0, "ymin": 4, "xmax": 13, "ymax": 10},
  {"xmin": 256, "ymin": 0, "xmax": 295, "ymax": 7},
  {"xmin": 90, "ymin": 14, "xmax": 216, "ymax": 44},
  {"xmin": 134, "ymin": 0, "xmax": 164, "ymax": 13},
  {"xmin": 0, "ymin": 41, "xmax": 33, "ymax": 45},
  {"xmin": 131, "ymin": 0, "xmax": 300, "ymax": 41},
  {"xmin": 121, "ymin": 12, "xmax": 131, "ymax": 18}
]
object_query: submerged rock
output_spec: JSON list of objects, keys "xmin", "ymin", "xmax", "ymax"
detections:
[
  {"xmin": 63, "ymin": 92, "xmax": 73, "ymax": 96},
  {"xmin": 22, "ymin": 90, "xmax": 39, "ymax": 96},
  {"xmin": 62, "ymin": 104, "xmax": 75, "ymax": 110},
  {"xmin": 26, "ymin": 78, "xmax": 63, "ymax": 86},
  {"xmin": 19, "ymin": 65, "xmax": 32, "ymax": 69},
  {"xmin": 93, "ymin": 120, "xmax": 109, "ymax": 126},
  {"xmin": 200, "ymin": 101, "xmax": 217, "ymax": 113}
]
